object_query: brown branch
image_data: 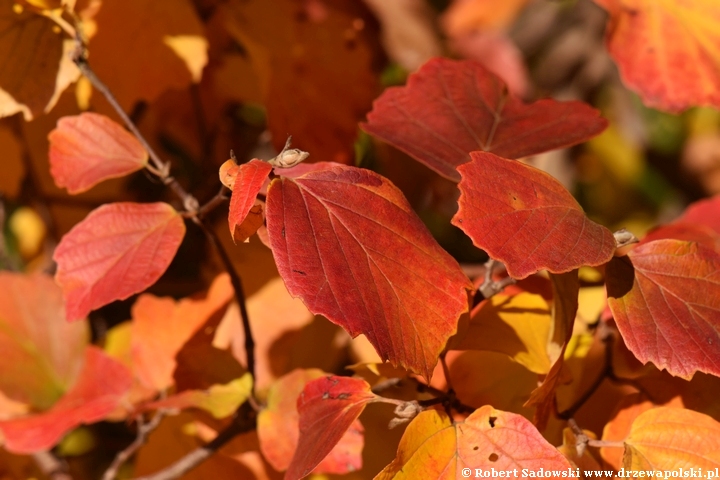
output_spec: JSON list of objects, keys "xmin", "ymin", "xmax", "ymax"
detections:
[
  {"xmin": 32, "ymin": 451, "xmax": 73, "ymax": 480},
  {"xmin": 102, "ymin": 411, "xmax": 166, "ymax": 480},
  {"xmin": 133, "ymin": 403, "xmax": 257, "ymax": 480},
  {"xmin": 197, "ymin": 221, "xmax": 256, "ymax": 394}
]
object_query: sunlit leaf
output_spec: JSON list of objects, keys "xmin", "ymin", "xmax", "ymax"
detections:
[
  {"xmin": 453, "ymin": 152, "xmax": 615, "ymax": 279},
  {"xmin": 48, "ymin": 113, "xmax": 148, "ymax": 194},
  {"xmin": 0, "ymin": 347, "xmax": 132, "ymax": 453},
  {"xmin": 0, "ymin": 272, "xmax": 88, "ymax": 410},
  {"xmin": 286, "ymin": 375, "xmax": 375, "ymax": 480},
  {"xmin": 624, "ymin": 407, "xmax": 720, "ymax": 470},
  {"xmin": 258, "ymin": 369, "xmax": 364, "ymax": 476},
  {"xmin": 448, "ymin": 293, "xmax": 553, "ymax": 374},
  {"xmin": 140, "ymin": 374, "xmax": 252, "ymax": 419},
  {"xmin": 227, "ymin": 159, "xmax": 272, "ymax": 243},
  {"xmin": 53, "ymin": 202, "xmax": 186, "ymax": 321},
  {"xmin": 377, "ymin": 406, "xmax": 571, "ymax": 479},
  {"xmin": 131, "ymin": 274, "xmax": 234, "ymax": 391},
  {"xmin": 594, "ymin": 0, "xmax": 720, "ymax": 112},
  {"xmin": 525, "ymin": 271, "xmax": 579, "ymax": 430},
  {"xmin": 266, "ymin": 163, "xmax": 472, "ymax": 379},
  {"xmin": 607, "ymin": 239, "xmax": 720, "ymax": 379},
  {"xmin": 362, "ymin": 57, "xmax": 606, "ymax": 181}
]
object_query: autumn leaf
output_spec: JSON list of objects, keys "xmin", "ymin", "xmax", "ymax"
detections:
[
  {"xmin": 227, "ymin": 159, "xmax": 272, "ymax": 243},
  {"xmin": 677, "ymin": 194, "xmax": 720, "ymax": 237},
  {"xmin": 453, "ymin": 152, "xmax": 615, "ymax": 279},
  {"xmin": 140, "ymin": 374, "xmax": 252, "ymax": 419},
  {"xmin": 0, "ymin": 347, "xmax": 132, "ymax": 454},
  {"xmin": 361, "ymin": 57, "xmax": 607, "ymax": 181},
  {"xmin": 377, "ymin": 406, "xmax": 571, "ymax": 479},
  {"xmin": 0, "ymin": 272, "xmax": 88, "ymax": 410},
  {"xmin": 257, "ymin": 370, "xmax": 365, "ymax": 476},
  {"xmin": 594, "ymin": 0, "xmax": 720, "ymax": 112},
  {"xmin": 53, "ymin": 202, "xmax": 186, "ymax": 321},
  {"xmin": 131, "ymin": 274, "xmax": 234, "ymax": 391},
  {"xmin": 623, "ymin": 407, "xmax": 720, "ymax": 470},
  {"xmin": 601, "ymin": 393, "xmax": 684, "ymax": 469},
  {"xmin": 448, "ymin": 292, "xmax": 553, "ymax": 375},
  {"xmin": 606, "ymin": 239, "xmax": 720, "ymax": 379},
  {"xmin": 441, "ymin": 0, "xmax": 531, "ymax": 35},
  {"xmin": 221, "ymin": 0, "xmax": 382, "ymax": 164},
  {"xmin": 525, "ymin": 271, "xmax": 579, "ymax": 430},
  {"xmin": 48, "ymin": 113, "xmax": 148, "ymax": 194},
  {"xmin": 286, "ymin": 375, "xmax": 376, "ymax": 480},
  {"xmin": 214, "ymin": 277, "xmax": 314, "ymax": 391},
  {"xmin": 87, "ymin": 0, "xmax": 206, "ymax": 110},
  {"xmin": 266, "ymin": 163, "xmax": 472, "ymax": 379},
  {"xmin": 0, "ymin": 0, "xmax": 64, "ymax": 119}
]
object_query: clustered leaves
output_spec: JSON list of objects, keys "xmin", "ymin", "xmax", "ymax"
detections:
[{"xmin": 1, "ymin": 0, "xmax": 720, "ymax": 479}]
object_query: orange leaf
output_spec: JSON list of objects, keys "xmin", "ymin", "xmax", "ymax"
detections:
[
  {"xmin": 595, "ymin": 0, "xmax": 720, "ymax": 112},
  {"xmin": 0, "ymin": 347, "xmax": 132, "ymax": 453},
  {"xmin": 362, "ymin": 58, "xmax": 606, "ymax": 181},
  {"xmin": 0, "ymin": 1, "xmax": 63, "ymax": 119},
  {"xmin": 53, "ymin": 202, "xmax": 186, "ymax": 321},
  {"xmin": 228, "ymin": 159, "xmax": 272, "ymax": 243},
  {"xmin": 48, "ymin": 113, "xmax": 148, "ymax": 194},
  {"xmin": 87, "ymin": 0, "xmax": 205, "ymax": 110},
  {"xmin": 0, "ymin": 272, "xmax": 88, "ymax": 410},
  {"xmin": 257, "ymin": 370, "xmax": 364, "ymax": 476},
  {"xmin": 286, "ymin": 375, "xmax": 375, "ymax": 480},
  {"xmin": 442, "ymin": 0, "xmax": 531, "ymax": 35},
  {"xmin": 448, "ymin": 292, "xmax": 553, "ymax": 374},
  {"xmin": 131, "ymin": 273, "xmax": 234, "ymax": 391},
  {"xmin": 606, "ymin": 239, "xmax": 720, "ymax": 379},
  {"xmin": 624, "ymin": 407, "xmax": 720, "ymax": 470},
  {"xmin": 525, "ymin": 271, "xmax": 579, "ymax": 430},
  {"xmin": 453, "ymin": 152, "xmax": 615, "ymax": 279},
  {"xmin": 266, "ymin": 163, "xmax": 472, "ymax": 380},
  {"xmin": 678, "ymin": 194, "xmax": 720, "ymax": 237},
  {"xmin": 377, "ymin": 407, "xmax": 572, "ymax": 479}
]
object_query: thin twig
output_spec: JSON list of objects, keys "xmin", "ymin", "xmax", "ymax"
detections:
[
  {"xmin": 32, "ymin": 451, "xmax": 73, "ymax": 480},
  {"xmin": 197, "ymin": 221, "xmax": 256, "ymax": 395},
  {"xmin": 133, "ymin": 403, "xmax": 257, "ymax": 480},
  {"xmin": 197, "ymin": 186, "xmax": 230, "ymax": 219},
  {"xmin": 477, "ymin": 259, "xmax": 516, "ymax": 300},
  {"xmin": 102, "ymin": 412, "xmax": 166, "ymax": 480}
]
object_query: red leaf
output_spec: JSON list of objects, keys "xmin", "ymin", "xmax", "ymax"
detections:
[
  {"xmin": 361, "ymin": 57, "xmax": 606, "ymax": 181},
  {"xmin": 0, "ymin": 347, "xmax": 132, "ymax": 453},
  {"xmin": 677, "ymin": 194, "xmax": 720, "ymax": 237},
  {"xmin": 54, "ymin": 202, "xmax": 186, "ymax": 321},
  {"xmin": 228, "ymin": 159, "xmax": 273, "ymax": 243},
  {"xmin": 266, "ymin": 163, "xmax": 472, "ymax": 379},
  {"xmin": 258, "ymin": 369, "xmax": 363, "ymax": 475},
  {"xmin": 594, "ymin": 0, "xmax": 720, "ymax": 112},
  {"xmin": 48, "ymin": 113, "xmax": 148, "ymax": 194},
  {"xmin": 606, "ymin": 239, "xmax": 720, "ymax": 379},
  {"xmin": 452, "ymin": 152, "xmax": 615, "ymax": 279},
  {"xmin": 286, "ymin": 376, "xmax": 376, "ymax": 480},
  {"xmin": 0, "ymin": 272, "xmax": 88, "ymax": 410}
]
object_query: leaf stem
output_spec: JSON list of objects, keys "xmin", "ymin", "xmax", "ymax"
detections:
[
  {"xmin": 32, "ymin": 451, "xmax": 73, "ymax": 480},
  {"xmin": 102, "ymin": 411, "xmax": 166, "ymax": 480}
]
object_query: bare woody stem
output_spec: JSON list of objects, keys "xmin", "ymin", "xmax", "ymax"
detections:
[
  {"xmin": 133, "ymin": 403, "xmax": 257, "ymax": 480},
  {"xmin": 102, "ymin": 411, "xmax": 166, "ymax": 480}
]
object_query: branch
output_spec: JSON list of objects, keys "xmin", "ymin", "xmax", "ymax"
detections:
[
  {"xmin": 32, "ymin": 451, "xmax": 73, "ymax": 480},
  {"xmin": 476, "ymin": 259, "xmax": 516, "ymax": 304},
  {"xmin": 102, "ymin": 411, "xmax": 166, "ymax": 480},
  {"xmin": 197, "ymin": 222, "xmax": 256, "ymax": 395},
  {"xmin": 133, "ymin": 403, "xmax": 257, "ymax": 480}
]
